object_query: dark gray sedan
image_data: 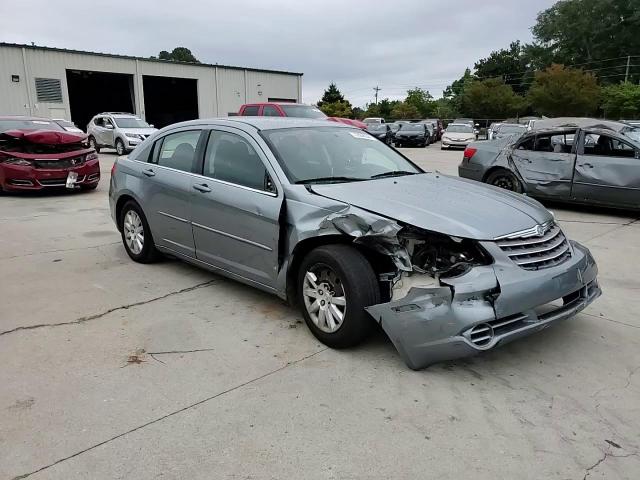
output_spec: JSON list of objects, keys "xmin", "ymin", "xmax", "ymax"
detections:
[
  {"xmin": 459, "ymin": 124, "xmax": 640, "ymax": 210},
  {"xmin": 109, "ymin": 118, "xmax": 600, "ymax": 369}
]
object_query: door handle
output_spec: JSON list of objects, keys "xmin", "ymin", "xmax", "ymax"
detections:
[
  {"xmin": 579, "ymin": 163, "xmax": 594, "ymax": 168},
  {"xmin": 193, "ymin": 183, "xmax": 211, "ymax": 193},
  {"xmin": 142, "ymin": 168, "xmax": 155, "ymax": 177}
]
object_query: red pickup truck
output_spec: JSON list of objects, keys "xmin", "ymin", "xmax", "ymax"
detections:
[{"xmin": 237, "ymin": 103, "xmax": 366, "ymax": 129}]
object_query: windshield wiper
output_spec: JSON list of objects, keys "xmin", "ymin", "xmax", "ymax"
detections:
[
  {"xmin": 295, "ymin": 176, "xmax": 366, "ymax": 184},
  {"xmin": 370, "ymin": 170, "xmax": 419, "ymax": 179}
]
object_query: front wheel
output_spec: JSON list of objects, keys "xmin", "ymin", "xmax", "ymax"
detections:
[
  {"xmin": 119, "ymin": 201, "xmax": 160, "ymax": 263},
  {"xmin": 486, "ymin": 168, "xmax": 523, "ymax": 193},
  {"xmin": 297, "ymin": 245, "xmax": 380, "ymax": 349},
  {"xmin": 88, "ymin": 136, "xmax": 100, "ymax": 153},
  {"xmin": 115, "ymin": 138, "xmax": 126, "ymax": 156}
]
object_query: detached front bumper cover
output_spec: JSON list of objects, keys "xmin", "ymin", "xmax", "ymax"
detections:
[{"xmin": 366, "ymin": 241, "xmax": 601, "ymax": 370}]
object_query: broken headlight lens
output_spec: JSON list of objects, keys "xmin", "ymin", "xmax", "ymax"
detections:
[
  {"xmin": 2, "ymin": 157, "xmax": 33, "ymax": 166},
  {"xmin": 400, "ymin": 227, "xmax": 492, "ymax": 278}
]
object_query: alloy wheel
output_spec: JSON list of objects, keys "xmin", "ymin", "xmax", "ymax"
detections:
[
  {"xmin": 123, "ymin": 209, "xmax": 144, "ymax": 254},
  {"xmin": 116, "ymin": 140, "xmax": 125, "ymax": 156},
  {"xmin": 302, "ymin": 266, "xmax": 347, "ymax": 333},
  {"xmin": 492, "ymin": 174, "xmax": 518, "ymax": 191}
]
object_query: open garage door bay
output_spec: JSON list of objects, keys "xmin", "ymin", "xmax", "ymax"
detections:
[
  {"xmin": 143, "ymin": 75, "xmax": 198, "ymax": 129},
  {"xmin": 66, "ymin": 70, "xmax": 135, "ymax": 130}
]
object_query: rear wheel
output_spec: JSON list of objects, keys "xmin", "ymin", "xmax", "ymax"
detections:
[
  {"xmin": 297, "ymin": 245, "xmax": 379, "ymax": 349},
  {"xmin": 119, "ymin": 201, "xmax": 160, "ymax": 263},
  {"xmin": 486, "ymin": 168, "xmax": 523, "ymax": 193}
]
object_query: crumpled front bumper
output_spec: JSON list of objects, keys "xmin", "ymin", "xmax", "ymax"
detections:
[{"xmin": 366, "ymin": 241, "xmax": 601, "ymax": 370}]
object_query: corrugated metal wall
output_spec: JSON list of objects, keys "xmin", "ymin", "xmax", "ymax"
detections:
[{"xmin": 0, "ymin": 44, "xmax": 302, "ymax": 121}]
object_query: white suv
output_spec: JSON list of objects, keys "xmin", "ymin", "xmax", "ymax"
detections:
[{"xmin": 87, "ymin": 113, "xmax": 157, "ymax": 155}]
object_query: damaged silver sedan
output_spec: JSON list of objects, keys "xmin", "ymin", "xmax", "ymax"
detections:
[{"xmin": 109, "ymin": 118, "xmax": 601, "ymax": 369}]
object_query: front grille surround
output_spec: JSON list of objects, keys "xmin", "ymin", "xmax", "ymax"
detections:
[
  {"xmin": 33, "ymin": 156, "xmax": 85, "ymax": 169},
  {"xmin": 495, "ymin": 223, "xmax": 571, "ymax": 271}
]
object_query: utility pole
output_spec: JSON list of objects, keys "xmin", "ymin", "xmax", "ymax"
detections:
[
  {"xmin": 373, "ymin": 86, "xmax": 381, "ymax": 105},
  {"xmin": 625, "ymin": 55, "xmax": 631, "ymax": 83}
]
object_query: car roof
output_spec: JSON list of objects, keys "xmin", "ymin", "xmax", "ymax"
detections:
[
  {"xmin": 447, "ymin": 123, "xmax": 473, "ymax": 127},
  {"xmin": 162, "ymin": 117, "xmax": 353, "ymax": 132},
  {"xmin": 531, "ymin": 117, "xmax": 630, "ymax": 132}
]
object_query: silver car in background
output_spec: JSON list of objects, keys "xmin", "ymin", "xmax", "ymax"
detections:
[
  {"xmin": 87, "ymin": 112, "xmax": 158, "ymax": 155},
  {"xmin": 109, "ymin": 118, "xmax": 600, "ymax": 369},
  {"xmin": 441, "ymin": 123, "xmax": 476, "ymax": 149}
]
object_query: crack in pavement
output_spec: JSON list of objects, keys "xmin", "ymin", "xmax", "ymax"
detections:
[
  {"xmin": 0, "ymin": 241, "xmax": 121, "ymax": 260},
  {"xmin": 583, "ymin": 448, "xmax": 639, "ymax": 480},
  {"xmin": 148, "ymin": 348, "xmax": 217, "ymax": 355},
  {"xmin": 582, "ymin": 311, "xmax": 640, "ymax": 330},
  {"xmin": 0, "ymin": 280, "xmax": 217, "ymax": 338},
  {"xmin": 10, "ymin": 347, "xmax": 328, "ymax": 480},
  {"xmin": 583, "ymin": 218, "xmax": 640, "ymax": 244}
]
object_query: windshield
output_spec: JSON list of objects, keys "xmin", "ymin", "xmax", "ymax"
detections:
[
  {"xmin": 367, "ymin": 124, "xmax": 386, "ymax": 132},
  {"xmin": 446, "ymin": 125, "xmax": 473, "ymax": 133},
  {"xmin": 262, "ymin": 127, "xmax": 422, "ymax": 183},
  {"xmin": 499, "ymin": 125, "xmax": 526, "ymax": 134},
  {"xmin": 402, "ymin": 124, "xmax": 424, "ymax": 131},
  {"xmin": 281, "ymin": 105, "xmax": 327, "ymax": 119},
  {"xmin": 113, "ymin": 117, "xmax": 151, "ymax": 128},
  {"xmin": 0, "ymin": 119, "xmax": 64, "ymax": 132},
  {"xmin": 622, "ymin": 127, "xmax": 640, "ymax": 143}
]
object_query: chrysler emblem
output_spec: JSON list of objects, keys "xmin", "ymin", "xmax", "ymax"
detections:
[{"xmin": 535, "ymin": 224, "xmax": 546, "ymax": 236}]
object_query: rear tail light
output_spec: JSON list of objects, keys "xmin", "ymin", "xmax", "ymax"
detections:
[
  {"xmin": 463, "ymin": 147, "xmax": 477, "ymax": 161},
  {"xmin": 111, "ymin": 159, "xmax": 117, "ymax": 176}
]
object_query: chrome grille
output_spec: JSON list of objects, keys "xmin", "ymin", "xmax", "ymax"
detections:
[{"xmin": 496, "ymin": 223, "xmax": 571, "ymax": 270}]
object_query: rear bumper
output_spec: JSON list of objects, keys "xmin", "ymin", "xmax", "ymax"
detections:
[
  {"xmin": 458, "ymin": 164, "xmax": 484, "ymax": 182},
  {"xmin": 366, "ymin": 241, "xmax": 600, "ymax": 370},
  {"xmin": 0, "ymin": 159, "xmax": 100, "ymax": 191}
]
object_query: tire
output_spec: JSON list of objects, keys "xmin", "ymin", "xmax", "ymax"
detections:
[
  {"xmin": 88, "ymin": 136, "xmax": 100, "ymax": 153},
  {"xmin": 297, "ymin": 245, "xmax": 380, "ymax": 349},
  {"xmin": 486, "ymin": 168, "xmax": 523, "ymax": 193},
  {"xmin": 440, "ymin": 145, "xmax": 446, "ymax": 150},
  {"xmin": 115, "ymin": 138, "xmax": 126, "ymax": 156},
  {"xmin": 119, "ymin": 200, "xmax": 160, "ymax": 263}
]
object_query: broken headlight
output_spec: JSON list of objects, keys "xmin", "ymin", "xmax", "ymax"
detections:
[{"xmin": 400, "ymin": 227, "xmax": 492, "ymax": 278}]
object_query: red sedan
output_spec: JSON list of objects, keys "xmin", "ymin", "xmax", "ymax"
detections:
[{"xmin": 0, "ymin": 116, "xmax": 100, "ymax": 193}]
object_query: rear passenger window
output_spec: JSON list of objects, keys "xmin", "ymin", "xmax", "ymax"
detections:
[
  {"xmin": 203, "ymin": 131, "xmax": 273, "ymax": 192},
  {"xmin": 154, "ymin": 130, "xmax": 201, "ymax": 173},
  {"xmin": 263, "ymin": 106, "xmax": 281, "ymax": 117},
  {"xmin": 242, "ymin": 106, "xmax": 259, "ymax": 116}
]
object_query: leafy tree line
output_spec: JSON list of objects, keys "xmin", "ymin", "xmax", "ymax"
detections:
[{"xmin": 318, "ymin": 0, "xmax": 640, "ymax": 120}]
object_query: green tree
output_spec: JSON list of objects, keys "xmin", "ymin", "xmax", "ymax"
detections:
[
  {"xmin": 317, "ymin": 83, "xmax": 346, "ymax": 106},
  {"xmin": 474, "ymin": 41, "xmax": 533, "ymax": 95},
  {"xmin": 601, "ymin": 83, "xmax": 640, "ymax": 119},
  {"xmin": 432, "ymin": 98, "xmax": 459, "ymax": 119},
  {"xmin": 443, "ymin": 68, "xmax": 474, "ymax": 99},
  {"xmin": 405, "ymin": 88, "xmax": 434, "ymax": 117},
  {"xmin": 528, "ymin": 64, "xmax": 601, "ymax": 117},
  {"xmin": 532, "ymin": 0, "xmax": 640, "ymax": 83},
  {"xmin": 156, "ymin": 47, "xmax": 200, "ymax": 63},
  {"xmin": 319, "ymin": 100, "xmax": 352, "ymax": 118},
  {"xmin": 460, "ymin": 78, "xmax": 528, "ymax": 118},
  {"xmin": 391, "ymin": 102, "xmax": 420, "ymax": 120}
]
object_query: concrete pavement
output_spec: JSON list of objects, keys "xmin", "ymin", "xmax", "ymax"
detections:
[{"xmin": 1, "ymin": 146, "xmax": 638, "ymax": 480}]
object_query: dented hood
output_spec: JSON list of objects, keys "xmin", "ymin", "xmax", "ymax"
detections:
[
  {"xmin": 311, "ymin": 173, "xmax": 552, "ymax": 240},
  {"xmin": 1, "ymin": 129, "xmax": 87, "ymax": 144}
]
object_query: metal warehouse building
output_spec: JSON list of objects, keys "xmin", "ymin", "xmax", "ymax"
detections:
[{"xmin": 0, "ymin": 43, "xmax": 303, "ymax": 129}]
